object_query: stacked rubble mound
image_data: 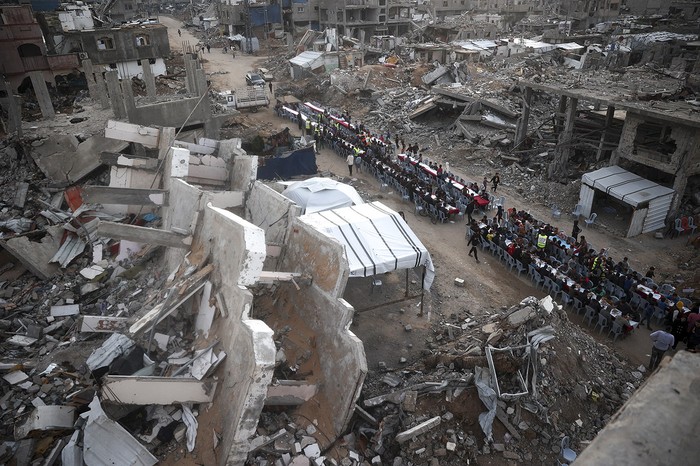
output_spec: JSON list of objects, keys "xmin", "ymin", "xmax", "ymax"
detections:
[{"xmin": 249, "ymin": 296, "xmax": 645, "ymax": 465}]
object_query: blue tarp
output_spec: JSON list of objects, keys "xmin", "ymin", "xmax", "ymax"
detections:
[
  {"xmin": 250, "ymin": 4, "xmax": 282, "ymax": 27},
  {"xmin": 257, "ymin": 146, "xmax": 317, "ymax": 180}
]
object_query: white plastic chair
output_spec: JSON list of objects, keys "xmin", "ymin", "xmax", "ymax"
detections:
[
  {"xmin": 688, "ymin": 216, "xmax": 698, "ymax": 235},
  {"xmin": 584, "ymin": 212, "xmax": 597, "ymax": 228},
  {"xmin": 561, "ymin": 436, "xmax": 577, "ymax": 463},
  {"xmin": 571, "ymin": 204, "xmax": 582, "ymax": 218}
]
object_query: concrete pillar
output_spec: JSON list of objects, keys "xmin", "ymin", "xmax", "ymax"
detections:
[
  {"xmin": 141, "ymin": 62, "xmax": 157, "ymax": 100},
  {"xmin": 195, "ymin": 68, "xmax": 208, "ymax": 97},
  {"xmin": 158, "ymin": 126, "xmax": 176, "ymax": 160},
  {"xmin": 92, "ymin": 70, "xmax": 111, "ymax": 109},
  {"xmin": 81, "ymin": 59, "xmax": 99, "ymax": 102},
  {"xmin": 29, "ymin": 71, "xmax": 55, "ymax": 120},
  {"xmin": 596, "ymin": 105, "xmax": 615, "ymax": 161},
  {"xmin": 515, "ymin": 86, "xmax": 532, "ymax": 145},
  {"xmin": 120, "ymin": 76, "xmax": 137, "ymax": 120},
  {"xmin": 2, "ymin": 82, "xmax": 23, "ymax": 137},
  {"xmin": 671, "ymin": 173, "xmax": 688, "ymax": 215},
  {"xmin": 184, "ymin": 57, "xmax": 197, "ymax": 94},
  {"xmin": 548, "ymin": 97, "xmax": 578, "ymax": 179},
  {"xmin": 555, "ymin": 95, "xmax": 568, "ymax": 133},
  {"xmin": 105, "ymin": 70, "xmax": 126, "ymax": 119}
]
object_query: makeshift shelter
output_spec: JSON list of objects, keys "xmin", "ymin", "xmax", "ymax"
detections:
[
  {"xmin": 289, "ymin": 51, "xmax": 324, "ymax": 80},
  {"xmin": 579, "ymin": 165, "xmax": 675, "ymax": 237},
  {"xmin": 256, "ymin": 146, "xmax": 317, "ymax": 180},
  {"xmin": 299, "ymin": 202, "xmax": 436, "ymax": 291},
  {"xmin": 282, "ymin": 177, "xmax": 364, "ymax": 214}
]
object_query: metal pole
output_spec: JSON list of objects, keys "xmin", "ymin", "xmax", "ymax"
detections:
[
  {"xmin": 405, "ymin": 268, "xmax": 409, "ymax": 297},
  {"xmin": 418, "ymin": 266, "xmax": 426, "ymax": 316}
]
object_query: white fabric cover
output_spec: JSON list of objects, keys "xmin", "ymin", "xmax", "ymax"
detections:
[
  {"xmin": 282, "ymin": 177, "xmax": 364, "ymax": 214},
  {"xmin": 299, "ymin": 202, "xmax": 436, "ymax": 290}
]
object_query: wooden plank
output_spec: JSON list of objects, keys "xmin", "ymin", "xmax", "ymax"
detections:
[
  {"xmin": 105, "ymin": 120, "xmax": 160, "ymax": 148},
  {"xmin": 82, "ymin": 186, "xmax": 168, "ymax": 206},
  {"xmin": 101, "ymin": 376, "xmax": 217, "ymax": 404},
  {"xmin": 96, "ymin": 221, "xmax": 191, "ymax": 249}
]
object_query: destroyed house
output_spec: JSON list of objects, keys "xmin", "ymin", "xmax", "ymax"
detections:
[
  {"xmin": 0, "ymin": 4, "xmax": 80, "ymax": 92},
  {"xmin": 42, "ymin": 21, "xmax": 171, "ymax": 79},
  {"xmin": 216, "ymin": 0, "xmax": 282, "ymax": 36},
  {"xmin": 318, "ymin": 0, "xmax": 413, "ymax": 40}
]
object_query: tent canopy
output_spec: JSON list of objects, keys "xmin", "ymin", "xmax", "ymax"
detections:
[
  {"xmin": 282, "ymin": 177, "xmax": 364, "ymax": 214},
  {"xmin": 299, "ymin": 202, "xmax": 435, "ymax": 289},
  {"xmin": 581, "ymin": 166, "xmax": 674, "ymax": 208}
]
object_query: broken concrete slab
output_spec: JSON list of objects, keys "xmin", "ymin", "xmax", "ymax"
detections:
[
  {"xmin": 0, "ymin": 225, "xmax": 63, "ymax": 279},
  {"xmin": 29, "ymin": 135, "xmax": 128, "ymax": 184},
  {"xmin": 101, "ymin": 376, "xmax": 218, "ymax": 404},
  {"xmin": 78, "ymin": 315, "xmax": 129, "ymax": 333},
  {"xmin": 265, "ymin": 380, "xmax": 318, "ymax": 406},
  {"xmin": 14, "ymin": 405, "xmax": 76, "ymax": 439},
  {"xmin": 50, "ymin": 304, "xmax": 80, "ymax": 317},
  {"xmin": 97, "ymin": 221, "xmax": 192, "ymax": 249},
  {"xmin": 83, "ymin": 396, "xmax": 157, "ymax": 465},
  {"xmin": 422, "ymin": 66, "xmax": 450, "ymax": 85}
]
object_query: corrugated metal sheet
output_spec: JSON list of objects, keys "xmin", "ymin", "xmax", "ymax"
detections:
[
  {"xmin": 582, "ymin": 165, "xmax": 674, "ymax": 208},
  {"xmin": 643, "ymin": 193, "xmax": 674, "ymax": 233},
  {"xmin": 628, "ymin": 208, "xmax": 647, "ymax": 237},
  {"xmin": 579, "ymin": 184, "xmax": 595, "ymax": 219}
]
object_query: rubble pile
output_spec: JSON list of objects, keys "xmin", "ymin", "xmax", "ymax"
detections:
[{"xmin": 247, "ymin": 296, "xmax": 645, "ymax": 465}]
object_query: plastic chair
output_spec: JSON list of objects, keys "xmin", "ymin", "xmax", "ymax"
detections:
[
  {"xmin": 608, "ymin": 322, "xmax": 623, "ymax": 341},
  {"xmin": 594, "ymin": 314, "xmax": 609, "ymax": 334},
  {"xmin": 630, "ymin": 293, "xmax": 642, "ymax": 309},
  {"xmin": 561, "ymin": 437, "xmax": 577, "ymax": 463},
  {"xmin": 571, "ymin": 204, "xmax": 582, "ymax": 219},
  {"xmin": 584, "ymin": 306, "xmax": 596, "ymax": 327},
  {"xmin": 560, "ymin": 291, "xmax": 572, "ymax": 307},
  {"xmin": 572, "ymin": 297, "xmax": 584, "ymax": 315},
  {"xmin": 584, "ymin": 212, "xmax": 597, "ymax": 228},
  {"xmin": 653, "ymin": 306, "xmax": 666, "ymax": 325},
  {"xmin": 688, "ymin": 216, "xmax": 698, "ymax": 235},
  {"xmin": 659, "ymin": 283, "xmax": 675, "ymax": 295},
  {"xmin": 515, "ymin": 260, "xmax": 526, "ymax": 277},
  {"xmin": 673, "ymin": 218, "xmax": 684, "ymax": 238},
  {"xmin": 551, "ymin": 204, "xmax": 562, "ymax": 219},
  {"xmin": 681, "ymin": 216, "xmax": 692, "ymax": 236}
]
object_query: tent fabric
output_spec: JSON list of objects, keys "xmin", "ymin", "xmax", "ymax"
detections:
[
  {"xmin": 289, "ymin": 51, "xmax": 323, "ymax": 68},
  {"xmin": 581, "ymin": 165, "xmax": 674, "ymax": 208},
  {"xmin": 299, "ymin": 202, "xmax": 436, "ymax": 290},
  {"xmin": 282, "ymin": 177, "xmax": 364, "ymax": 214},
  {"xmin": 256, "ymin": 146, "xmax": 317, "ymax": 180}
]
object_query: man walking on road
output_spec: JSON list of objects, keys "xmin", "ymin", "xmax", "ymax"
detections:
[
  {"xmin": 178, "ymin": 29, "xmax": 181, "ymax": 37},
  {"xmin": 206, "ymin": 44, "xmax": 211, "ymax": 53},
  {"xmin": 346, "ymin": 154, "xmax": 355, "ymax": 176},
  {"xmin": 648, "ymin": 329, "xmax": 674, "ymax": 371},
  {"xmin": 467, "ymin": 229, "xmax": 481, "ymax": 263},
  {"xmin": 269, "ymin": 81, "xmax": 273, "ymax": 94}
]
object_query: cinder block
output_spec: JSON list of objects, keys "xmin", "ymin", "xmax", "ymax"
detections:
[{"xmin": 454, "ymin": 278, "xmax": 465, "ymax": 287}]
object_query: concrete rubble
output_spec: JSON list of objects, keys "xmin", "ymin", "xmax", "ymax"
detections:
[{"xmin": 2, "ymin": 2, "xmax": 700, "ymax": 464}]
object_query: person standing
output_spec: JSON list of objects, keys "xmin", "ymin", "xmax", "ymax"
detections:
[
  {"xmin": 178, "ymin": 29, "xmax": 182, "ymax": 37},
  {"xmin": 268, "ymin": 81, "xmax": 273, "ymax": 94},
  {"xmin": 490, "ymin": 172, "xmax": 500, "ymax": 192},
  {"xmin": 465, "ymin": 199, "xmax": 476, "ymax": 223},
  {"xmin": 571, "ymin": 220, "xmax": 581, "ymax": 241},
  {"xmin": 346, "ymin": 153, "xmax": 355, "ymax": 176},
  {"xmin": 467, "ymin": 229, "xmax": 481, "ymax": 263},
  {"xmin": 648, "ymin": 329, "xmax": 674, "ymax": 371},
  {"xmin": 206, "ymin": 44, "xmax": 211, "ymax": 53}
]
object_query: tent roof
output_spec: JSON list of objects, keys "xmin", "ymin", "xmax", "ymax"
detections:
[
  {"xmin": 299, "ymin": 202, "xmax": 435, "ymax": 289},
  {"xmin": 581, "ymin": 165, "xmax": 675, "ymax": 207},
  {"xmin": 282, "ymin": 177, "xmax": 364, "ymax": 214},
  {"xmin": 289, "ymin": 51, "xmax": 323, "ymax": 67}
]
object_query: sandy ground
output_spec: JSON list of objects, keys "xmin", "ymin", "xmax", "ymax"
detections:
[{"xmin": 163, "ymin": 11, "xmax": 688, "ymax": 397}]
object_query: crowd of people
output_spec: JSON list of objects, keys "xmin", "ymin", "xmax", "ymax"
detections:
[
  {"xmin": 274, "ymin": 100, "xmax": 495, "ymax": 221},
  {"xmin": 274, "ymin": 99, "xmax": 699, "ymax": 368}
]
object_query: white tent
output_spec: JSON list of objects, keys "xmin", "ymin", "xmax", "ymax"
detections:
[
  {"xmin": 579, "ymin": 165, "xmax": 675, "ymax": 237},
  {"xmin": 299, "ymin": 202, "xmax": 436, "ymax": 290},
  {"xmin": 282, "ymin": 177, "xmax": 364, "ymax": 214}
]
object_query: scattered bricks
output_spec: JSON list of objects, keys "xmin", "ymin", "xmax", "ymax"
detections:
[
  {"xmin": 402, "ymin": 391, "xmax": 417, "ymax": 412},
  {"xmin": 348, "ymin": 451, "xmax": 360, "ymax": 462},
  {"xmin": 395, "ymin": 416, "xmax": 441, "ymax": 443},
  {"xmin": 306, "ymin": 424, "xmax": 317, "ymax": 435},
  {"xmin": 300, "ymin": 436, "xmax": 315, "ymax": 448},
  {"xmin": 429, "ymin": 458, "xmax": 439, "ymax": 466},
  {"xmin": 492, "ymin": 443, "xmax": 505, "ymax": 452},
  {"xmin": 454, "ymin": 278, "xmax": 465, "ymax": 287},
  {"xmin": 293, "ymin": 442, "xmax": 302, "ymax": 454},
  {"xmin": 371, "ymin": 455, "xmax": 382, "ymax": 465},
  {"xmin": 26, "ymin": 324, "xmax": 43, "ymax": 340},
  {"xmin": 404, "ymin": 324, "xmax": 412, "ymax": 332},
  {"xmin": 392, "ymin": 458, "xmax": 403, "ymax": 466},
  {"xmin": 441, "ymin": 411, "xmax": 454, "ymax": 422},
  {"xmin": 434, "ymin": 448, "xmax": 447, "ymax": 456},
  {"xmin": 313, "ymin": 457, "xmax": 325, "ymax": 466},
  {"xmin": 446, "ymin": 442, "xmax": 456, "ymax": 451},
  {"xmin": 503, "ymin": 451, "xmax": 521, "ymax": 460},
  {"xmin": 378, "ymin": 361, "xmax": 387, "ymax": 370},
  {"xmin": 399, "ymin": 357, "xmax": 407, "ymax": 364},
  {"xmin": 290, "ymin": 456, "xmax": 310, "ymax": 466}
]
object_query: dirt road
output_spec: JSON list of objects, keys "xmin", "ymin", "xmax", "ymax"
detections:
[{"xmin": 160, "ymin": 16, "xmax": 683, "ymax": 372}]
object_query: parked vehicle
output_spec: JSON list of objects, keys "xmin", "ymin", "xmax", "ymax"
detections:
[
  {"xmin": 245, "ymin": 72, "xmax": 265, "ymax": 87},
  {"xmin": 230, "ymin": 87, "xmax": 269, "ymax": 112},
  {"xmin": 258, "ymin": 67, "xmax": 274, "ymax": 82}
]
